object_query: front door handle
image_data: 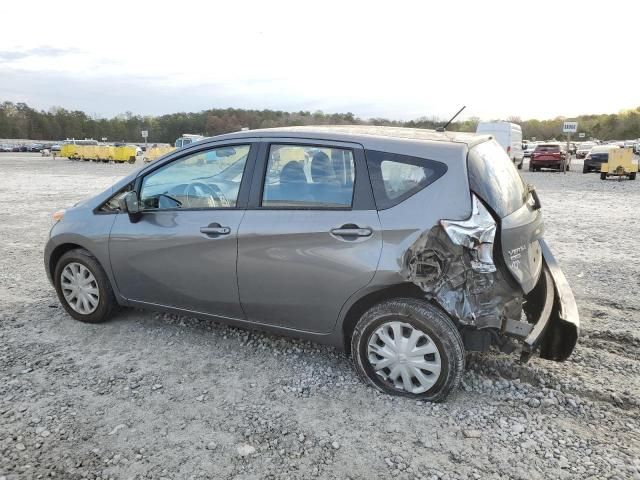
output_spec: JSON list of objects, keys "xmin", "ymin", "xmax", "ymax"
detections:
[
  {"xmin": 200, "ymin": 223, "xmax": 231, "ymax": 236},
  {"xmin": 330, "ymin": 224, "xmax": 373, "ymax": 237}
]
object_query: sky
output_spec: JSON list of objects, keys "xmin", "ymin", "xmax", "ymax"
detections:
[{"xmin": 0, "ymin": 0, "xmax": 638, "ymax": 122}]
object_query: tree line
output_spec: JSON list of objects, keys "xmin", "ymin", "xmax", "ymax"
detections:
[{"xmin": 1, "ymin": 101, "xmax": 639, "ymax": 143}]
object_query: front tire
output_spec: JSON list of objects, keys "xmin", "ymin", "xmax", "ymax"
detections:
[
  {"xmin": 54, "ymin": 248, "xmax": 117, "ymax": 323},
  {"xmin": 351, "ymin": 299, "xmax": 464, "ymax": 402}
]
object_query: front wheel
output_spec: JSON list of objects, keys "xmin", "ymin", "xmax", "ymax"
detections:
[
  {"xmin": 351, "ymin": 299, "xmax": 464, "ymax": 402},
  {"xmin": 54, "ymin": 248, "xmax": 117, "ymax": 323},
  {"xmin": 600, "ymin": 172, "xmax": 607, "ymax": 180}
]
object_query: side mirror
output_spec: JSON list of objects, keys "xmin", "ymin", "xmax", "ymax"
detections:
[{"xmin": 118, "ymin": 191, "xmax": 142, "ymax": 223}]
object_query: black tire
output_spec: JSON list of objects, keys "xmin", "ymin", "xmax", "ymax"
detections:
[
  {"xmin": 351, "ymin": 298, "xmax": 464, "ymax": 402},
  {"xmin": 517, "ymin": 160, "xmax": 523, "ymax": 170},
  {"xmin": 583, "ymin": 166, "xmax": 588, "ymax": 173},
  {"xmin": 600, "ymin": 172, "xmax": 607, "ymax": 180},
  {"xmin": 630, "ymin": 172, "xmax": 636, "ymax": 180},
  {"xmin": 54, "ymin": 248, "xmax": 117, "ymax": 323}
]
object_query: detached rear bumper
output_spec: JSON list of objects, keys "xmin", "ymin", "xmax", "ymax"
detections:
[{"xmin": 522, "ymin": 240, "xmax": 579, "ymax": 361}]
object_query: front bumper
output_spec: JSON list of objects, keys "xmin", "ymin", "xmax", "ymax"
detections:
[{"xmin": 521, "ymin": 239, "xmax": 579, "ymax": 361}]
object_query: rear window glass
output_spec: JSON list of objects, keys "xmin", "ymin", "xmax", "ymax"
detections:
[
  {"xmin": 535, "ymin": 144, "xmax": 560, "ymax": 152},
  {"xmin": 366, "ymin": 150, "xmax": 447, "ymax": 210},
  {"xmin": 468, "ymin": 140, "xmax": 526, "ymax": 218}
]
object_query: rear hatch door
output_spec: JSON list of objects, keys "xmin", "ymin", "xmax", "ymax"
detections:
[{"xmin": 468, "ymin": 139, "xmax": 544, "ymax": 293}]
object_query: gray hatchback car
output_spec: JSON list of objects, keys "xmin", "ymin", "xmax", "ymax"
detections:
[{"xmin": 45, "ymin": 126, "xmax": 579, "ymax": 401}]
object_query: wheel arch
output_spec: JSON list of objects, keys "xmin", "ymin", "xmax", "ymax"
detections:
[
  {"xmin": 48, "ymin": 242, "xmax": 88, "ymax": 282},
  {"xmin": 340, "ymin": 283, "xmax": 427, "ymax": 354}
]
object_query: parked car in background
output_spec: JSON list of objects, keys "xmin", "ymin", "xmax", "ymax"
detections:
[
  {"xmin": 29, "ymin": 143, "xmax": 44, "ymax": 152},
  {"xmin": 523, "ymin": 143, "xmax": 537, "ymax": 158},
  {"xmin": 576, "ymin": 142, "xmax": 595, "ymax": 159},
  {"xmin": 476, "ymin": 121, "xmax": 524, "ymax": 169},
  {"xmin": 529, "ymin": 143, "xmax": 569, "ymax": 171},
  {"xmin": 175, "ymin": 134, "xmax": 205, "ymax": 149},
  {"xmin": 583, "ymin": 144, "xmax": 621, "ymax": 173},
  {"xmin": 634, "ymin": 143, "xmax": 640, "ymax": 155},
  {"xmin": 44, "ymin": 126, "xmax": 579, "ymax": 402},
  {"xmin": 623, "ymin": 140, "xmax": 635, "ymax": 150},
  {"xmin": 0, "ymin": 144, "xmax": 13, "ymax": 152},
  {"xmin": 50, "ymin": 144, "xmax": 61, "ymax": 152}
]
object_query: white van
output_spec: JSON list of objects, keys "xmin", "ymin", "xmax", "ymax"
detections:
[{"xmin": 476, "ymin": 122, "xmax": 524, "ymax": 169}]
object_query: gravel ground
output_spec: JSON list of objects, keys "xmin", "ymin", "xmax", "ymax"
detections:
[{"xmin": 0, "ymin": 153, "xmax": 638, "ymax": 480}]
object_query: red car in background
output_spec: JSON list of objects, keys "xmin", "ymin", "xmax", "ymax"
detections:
[{"xmin": 529, "ymin": 143, "xmax": 569, "ymax": 171}]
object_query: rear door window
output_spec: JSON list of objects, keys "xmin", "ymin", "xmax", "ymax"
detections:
[
  {"xmin": 365, "ymin": 150, "xmax": 447, "ymax": 209},
  {"xmin": 261, "ymin": 144, "xmax": 355, "ymax": 208}
]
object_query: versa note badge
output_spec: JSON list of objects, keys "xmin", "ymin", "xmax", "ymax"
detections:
[{"xmin": 508, "ymin": 245, "xmax": 527, "ymax": 270}]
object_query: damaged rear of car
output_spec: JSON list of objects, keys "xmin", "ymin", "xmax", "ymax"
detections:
[
  {"xmin": 398, "ymin": 139, "xmax": 578, "ymax": 362},
  {"xmin": 349, "ymin": 131, "xmax": 578, "ymax": 401},
  {"xmin": 434, "ymin": 139, "xmax": 579, "ymax": 362}
]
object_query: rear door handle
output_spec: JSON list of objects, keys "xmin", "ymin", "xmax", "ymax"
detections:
[
  {"xmin": 200, "ymin": 223, "xmax": 231, "ymax": 236},
  {"xmin": 330, "ymin": 225, "xmax": 373, "ymax": 237}
]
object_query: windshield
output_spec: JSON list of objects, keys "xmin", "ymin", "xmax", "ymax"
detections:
[{"xmin": 468, "ymin": 140, "xmax": 526, "ymax": 218}]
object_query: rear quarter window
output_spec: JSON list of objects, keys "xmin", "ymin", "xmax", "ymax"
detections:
[{"xmin": 365, "ymin": 150, "xmax": 447, "ymax": 210}]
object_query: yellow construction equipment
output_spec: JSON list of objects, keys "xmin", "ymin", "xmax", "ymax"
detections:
[
  {"xmin": 143, "ymin": 146, "xmax": 175, "ymax": 163},
  {"xmin": 60, "ymin": 143, "xmax": 80, "ymax": 159},
  {"xmin": 600, "ymin": 148, "xmax": 637, "ymax": 180},
  {"xmin": 113, "ymin": 145, "xmax": 138, "ymax": 163}
]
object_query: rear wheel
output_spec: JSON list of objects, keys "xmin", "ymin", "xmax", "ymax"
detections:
[
  {"xmin": 630, "ymin": 172, "xmax": 636, "ymax": 180},
  {"xmin": 583, "ymin": 166, "xmax": 589, "ymax": 173},
  {"xmin": 351, "ymin": 299, "xmax": 464, "ymax": 402},
  {"xmin": 54, "ymin": 248, "xmax": 117, "ymax": 323},
  {"xmin": 600, "ymin": 172, "xmax": 607, "ymax": 180}
]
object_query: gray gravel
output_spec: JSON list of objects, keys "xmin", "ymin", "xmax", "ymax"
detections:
[{"xmin": 0, "ymin": 153, "xmax": 639, "ymax": 480}]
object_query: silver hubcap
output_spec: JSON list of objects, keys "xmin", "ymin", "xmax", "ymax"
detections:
[
  {"xmin": 367, "ymin": 321, "xmax": 442, "ymax": 394},
  {"xmin": 60, "ymin": 262, "xmax": 100, "ymax": 314}
]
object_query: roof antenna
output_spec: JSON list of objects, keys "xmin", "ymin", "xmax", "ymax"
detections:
[{"xmin": 436, "ymin": 106, "xmax": 466, "ymax": 132}]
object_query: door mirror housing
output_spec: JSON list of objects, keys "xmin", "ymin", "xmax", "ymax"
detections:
[{"xmin": 118, "ymin": 191, "xmax": 142, "ymax": 223}]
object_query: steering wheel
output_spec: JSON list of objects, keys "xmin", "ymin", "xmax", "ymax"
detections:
[
  {"xmin": 208, "ymin": 184, "xmax": 230, "ymax": 207},
  {"xmin": 185, "ymin": 182, "xmax": 220, "ymax": 208}
]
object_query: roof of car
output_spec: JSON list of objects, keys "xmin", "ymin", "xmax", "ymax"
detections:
[
  {"xmin": 209, "ymin": 125, "xmax": 490, "ymax": 148},
  {"xmin": 591, "ymin": 145, "xmax": 620, "ymax": 152}
]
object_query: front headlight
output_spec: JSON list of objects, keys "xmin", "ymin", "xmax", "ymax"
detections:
[{"xmin": 52, "ymin": 209, "xmax": 65, "ymax": 223}]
